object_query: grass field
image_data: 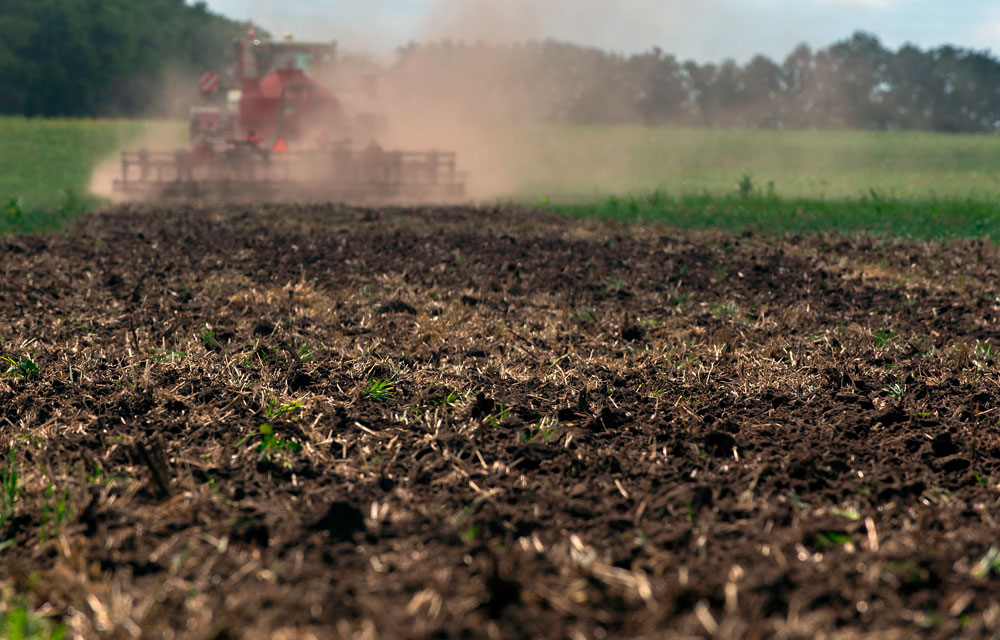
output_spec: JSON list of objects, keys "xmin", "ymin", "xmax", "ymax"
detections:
[
  {"xmin": 2, "ymin": 116, "xmax": 999, "ymax": 239},
  {"xmin": 0, "ymin": 117, "xmax": 183, "ymax": 233},
  {"xmin": 510, "ymin": 125, "xmax": 1000, "ymax": 201}
]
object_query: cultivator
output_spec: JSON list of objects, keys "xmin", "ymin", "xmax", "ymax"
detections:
[
  {"xmin": 113, "ymin": 33, "xmax": 465, "ymax": 203},
  {"xmin": 114, "ymin": 147, "xmax": 463, "ymax": 202}
]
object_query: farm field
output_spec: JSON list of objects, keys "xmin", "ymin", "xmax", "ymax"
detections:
[
  {"xmin": 3, "ymin": 204, "xmax": 1000, "ymax": 637},
  {"xmin": 3, "ymin": 117, "xmax": 1000, "ymax": 238},
  {"xmin": 0, "ymin": 118, "xmax": 184, "ymax": 234}
]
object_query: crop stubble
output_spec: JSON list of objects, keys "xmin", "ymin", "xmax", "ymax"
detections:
[{"xmin": 2, "ymin": 204, "xmax": 1000, "ymax": 638}]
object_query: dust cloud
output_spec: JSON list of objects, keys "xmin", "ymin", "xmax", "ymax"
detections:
[
  {"xmin": 88, "ymin": 1, "xmax": 851, "ymax": 203},
  {"xmin": 89, "ymin": 122, "xmax": 187, "ymax": 203}
]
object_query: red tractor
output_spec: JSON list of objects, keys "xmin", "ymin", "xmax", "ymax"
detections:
[{"xmin": 115, "ymin": 33, "xmax": 464, "ymax": 201}]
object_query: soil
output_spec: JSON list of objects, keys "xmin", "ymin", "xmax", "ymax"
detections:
[{"xmin": 3, "ymin": 204, "xmax": 1000, "ymax": 638}]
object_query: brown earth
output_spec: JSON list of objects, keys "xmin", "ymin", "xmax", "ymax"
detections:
[{"xmin": 2, "ymin": 204, "xmax": 1000, "ymax": 639}]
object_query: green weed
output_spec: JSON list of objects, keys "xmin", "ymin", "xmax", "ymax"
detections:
[
  {"xmin": 39, "ymin": 484, "xmax": 70, "ymax": 543},
  {"xmin": 522, "ymin": 421, "xmax": 556, "ymax": 444},
  {"xmin": 884, "ymin": 382, "xmax": 907, "ymax": 401},
  {"xmin": 0, "ymin": 597, "xmax": 66, "ymax": 640},
  {"xmin": 972, "ymin": 546, "xmax": 1000, "ymax": 579},
  {"xmin": 263, "ymin": 397, "xmax": 305, "ymax": 421},
  {"xmin": 237, "ymin": 424, "xmax": 303, "ymax": 464},
  {"xmin": 149, "ymin": 349, "xmax": 186, "ymax": 362},
  {"xmin": 199, "ymin": 328, "xmax": 218, "ymax": 349},
  {"xmin": 1, "ymin": 450, "xmax": 21, "ymax": 532},
  {"xmin": 832, "ymin": 506, "xmax": 861, "ymax": 521},
  {"xmin": 813, "ymin": 530, "xmax": 853, "ymax": 549},
  {"xmin": 364, "ymin": 379, "xmax": 395, "ymax": 401},
  {"xmin": 5, "ymin": 197, "xmax": 23, "ymax": 223},
  {"xmin": 297, "ymin": 343, "xmax": 316, "ymax": 362},
  {"xmin": 874, "ymin": 328, "xmax": 895, "ymax": 349},
  {"xmin": 2, "ymin": 355, "xmax": 38, "ymax": 381},
  {"xmin": 486, "ymin": 403, "xmax": 512, "ymax": 428}
]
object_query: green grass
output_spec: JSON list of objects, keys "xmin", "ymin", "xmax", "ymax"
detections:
[
  {"xmin": 505, "ymin": 126, "xmax": 1000, "ymax": 242},
  {"xmin": 0, "ymin": 117, "xmax": 183, "ymax": 234},
  {"xmin": 0, "ymin": 598, "xmax": 66, "ymax": 640},
  {"xmin": 504, "ymin": 125, "xmax": 1000, "ymax": 241},
  {"xmin": 2, "ymin": 116, "xmax": 1000, "ymax": 240},
  {"xmin": 507, "ymin": 125, "xmax": 1000, "ymax": 201},
  {"xmin": 541, "ymin": 191, "xmax": 1000, "ymax": 242}
]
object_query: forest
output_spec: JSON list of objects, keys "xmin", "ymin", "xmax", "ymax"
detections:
[
  {"xmin": 393, "ymin": 33, "xmax": 1000, "ymax": 132},
  {"xmin": 0, "ymin": 0, "xmax": 253, "ymax": 116}
]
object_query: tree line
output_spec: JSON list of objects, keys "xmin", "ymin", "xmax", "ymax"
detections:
[
  {"xmin": 1, "ymin": 0, "xmax": 998, "ymax": 134},
  {"xmin": 0, "ymin": 0, "xmax": 253, "ymax": 117},
  {"xmin": 391, "ymin": 32, "xmax": 1000, "ymax": 133}
]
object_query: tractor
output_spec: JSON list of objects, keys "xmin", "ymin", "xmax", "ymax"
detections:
[{"xmin": 114, "ymin": 32, "xmax": 464, "ymax": 202}]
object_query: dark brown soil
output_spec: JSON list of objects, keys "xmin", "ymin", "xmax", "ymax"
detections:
[{"xmin": 3, "ymin": 204, "xmax": 1000, "ymax": 638}]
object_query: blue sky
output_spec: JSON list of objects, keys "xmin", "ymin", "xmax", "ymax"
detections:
[{"xmin": 200, "ymin": 0, "xmax": 999, "ymax": 62}]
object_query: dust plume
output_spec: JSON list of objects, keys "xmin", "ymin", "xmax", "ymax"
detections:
[
  {"xmin": 89, "ymin": 123, "xmax": 187, "ymax": 203},
  {"xmin": 87, "ymin": 2, "xmax": 928, "ymax": 204}
]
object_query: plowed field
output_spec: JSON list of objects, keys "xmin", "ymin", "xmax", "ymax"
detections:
[{"xmin": 3, "ymin": 204, "xmax": 1000, "ymax": 639}]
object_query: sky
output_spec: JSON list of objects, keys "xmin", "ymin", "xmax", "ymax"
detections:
[{"xmin": 199, "ymin": 0, "xmax": 1000, "ymax": 62}]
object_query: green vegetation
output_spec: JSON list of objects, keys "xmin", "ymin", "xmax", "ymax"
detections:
[
  {"xmin": 2, "ymin": 117, "xmax": 1000, "ymax": 241},
  {"xmin": 0, "ymin": 117, "xmax": 183, "ymax": 234},
  {"xmin": 513, "ymin": 125, "xmax": 1000, "ymax": 201},
  {"xmin": 364, "ymin": 379, "xmax": 395, "ymax": 401},
  {"xmin": 543, "ymin": 192, "xmax": 1000, "ymax": 243},
  {"xmin": 511, "ymin": 125, "xmax": 1000, "ymax": 242},
  {"xmin": 237, "ymin": 423, "xmax": 303, "ymax": 464},
  {"xmin": 0, "ymin": 596, "xmax": 66, "ymax": 640},
  {"xmin": 972, "ymin": 546, "xmax": 1000, "ymax": 580},
  {"xmin": 39, "ymin": 484, "xmax": 70, "ymax": 543},
  {"xmin": 2, "ymin": 355, "xmax": 38, "ymax": 381},
  {"xmin": 1, "ymin": 450, "xmax": 21, "ymax": 535},
  {"xmin": 509, "ymin": 125, "xmax": 1000, "ymax": 241},
  {"xmin": 0, "ymin": 0, "xmax": 254, "ymax": 117},
  {"xmin": 263, "ymin": 398, "xmax": 305, "ymax": 421}
]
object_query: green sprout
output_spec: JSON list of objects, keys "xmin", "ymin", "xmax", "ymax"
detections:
[
  {"xmin": 1, "ymin": 450, "xmax": 21, "ymax": 532},
  {"xmin": 149, "ymin": 349, "xmax": 186, "ymax": 362},
  {"xmin": 263, "ymin": 397, "xmax": 305, "ymax": 421},
  {"xmin": 972, "ymin": 546, "xmax": 1000, "ymax": 579},
  {"xmin": 237, "ymin": 424, "xmax": 303, "ymax": 465},
  {"xmin": 0, "ymin": 597, "xmax": 66, "ymax": 640},
  {"xmin": 486, "ymin": 403, "xmax": 512, "ymax": 428},
  {"xmin": 976, "ymin": 341, "xmax": 996, "ymax": 361},
  {"xmin": 2, "ymin": 355, "xmax": 38, "ymax": 381},
  {"xmin": 434, "ymin": 389, "xmax": 471, "ymax": 406},
  {"xmin": 874, "ymin": 328, "xmax": 894, "ymax": 349},
  {"xmin": 199, "ymin": 328, "xmax": 218, "ymax": 349},
  {"xmin": 522, "ymin": 420, "xmax": 556, "ymax": 444},
  {"xmin": 884, "ymin": 382, "xmax": 907, "ymax": 401},
  {"xmin": 832, "ymin": 506, "xmax": 861, "ymax": 521},
  {"xmin": 813, "ymin": 530, "xmax": 853, "ymax": 549},
  {"xmin": 39, "ymin": 484, "xmax": 70, "ymax": 543},
  {"xmin": 461, "ymin": 524, "xmax": 481, "ymax": 543},
  {"xmin": 5, "ymin": 197, "xmax": 23, "ymax": 222},
  {"xmin": 297, "ymin": 343, "xmax": 316, "ymax": 362},
  {"xmin": 364, "ymin": 379, "xmax": 394, "ymax": 401}
]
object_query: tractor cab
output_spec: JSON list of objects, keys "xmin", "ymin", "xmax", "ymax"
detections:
[{"xmin": 234, "ymin": 35, "xmax": 341, "ymax": 149}]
